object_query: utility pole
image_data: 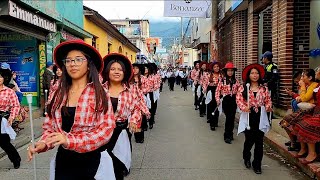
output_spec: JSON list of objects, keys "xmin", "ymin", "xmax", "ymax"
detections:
[
  {"xmin": 211, "ymin": 0, "xmax": 218, "ymax": 62},
  {"xmin": 181, "ymin": 17, "xmax": 184, "ymax": 66}
]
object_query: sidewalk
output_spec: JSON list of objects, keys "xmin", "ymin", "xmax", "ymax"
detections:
[
  {"xmin": 235, "ymin": 114, "xmax": 320, "ymax": 179},
  {"xmin": 0, "ymin": 118, "xmax": 44, "ymax": 159}
]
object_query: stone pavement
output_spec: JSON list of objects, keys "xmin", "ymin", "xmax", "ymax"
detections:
[{"xmin": 0, "ymin": 85, "xmax": 309, "ymax": 180}]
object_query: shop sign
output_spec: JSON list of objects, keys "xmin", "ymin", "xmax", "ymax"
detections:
[
  {"xmin": 0, "ymin": 31, "xmax": 39, "ymax": 102},
  {"xmin": 61, "ymin": 30, "xmax": 81, "ymax": 41},
  {"xmin": 164, "ymin": 0, "xmax": 210, "ymax": 18},
  {"xmin": 8, "ymin": 0, "xmax": 57, "ymax": 32}
]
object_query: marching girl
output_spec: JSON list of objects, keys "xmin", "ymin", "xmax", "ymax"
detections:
[
  {"xmin": 151, "ymin": 63, "xmax": 161, "ymax": 116},
  {"xmin": 191, "ymin": 60, "xmax": 201, "ymax": 110},
  {"xmin": 50, "ymin": 64, "xmax": 62, "ymax": 92},
  {"xmin": 167, "ymin": 68, "xmax": 175, "ymax": 91},
  {"xmin": 28, "ymin": 40, "xmax": 115, "ymax": 179},
  {"xmin": 198, "ymin": 61, "xmax": 208, "ymax": 117},
  {"xmin": 215, "ymin": 62, "xmax": 240, "ymax": 143},
  {"xmin": 144, "ymin": 64, "xmax": 156, "ymax": 129},
  {"xmin": 101, "ymin": 53, "xmax": 142, "ymax": 179},
  {"xmin": 0, "ymin": 66, "xmax": 21, "ymax": 169},
  {"xmin": 203, "ymin": 61, "xmax": 222, "ymax": 131},
  {"xmin": 236, "ymin": 63, "xmax": 272, "ymax": 174},
  {"xmin": 131, "ymin": 63, "xmax": 151, "ymax": 143}
]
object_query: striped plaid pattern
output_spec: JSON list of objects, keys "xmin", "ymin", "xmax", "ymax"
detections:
[{"xmin": 0, "ymin": 86, "xmax": 20, "ymax": 120}]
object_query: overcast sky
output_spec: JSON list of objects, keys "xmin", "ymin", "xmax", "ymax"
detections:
[{"xmin": 83, "ymin": 1, "xmax": 181, "ymax": 22}]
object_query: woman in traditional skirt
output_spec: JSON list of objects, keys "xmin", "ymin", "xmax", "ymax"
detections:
[
  {"xmin": 101, "ymin": 53, "xmax": 142, "ymax": 179},
  {"xmin": 236, "ymin": 63, "xmax": 272, "ymax": 174},
  {"xmin": 280, "ymin": 69, "xmax": 318, "ymax": 151},
  {"xmin": 191, "ymin": 60, "xmax": 201, "ymax": 110},
  {"xmin": 216, "ymin": 62, "xmax": 240, "ymax": 143},
  {"xmin": 198, "ymin": 61, "xmax": 209, "ymax": 117},
  {"xmin": 28, "ymin": 40, "xmax": 115, "ymax": 180},
  {"xmin": 292, "ymin": 67, "xmax": 320, "ymax": 163},
  {"xmin": 131, "ymin": 63, "xmax": 151, "ymax": 143},
  {"xmin": 203, "ymin": 61, "xmax": 221, "ymax": 130},
  {"xmin": 0, "ymin": 66, "xmax": 21, "ymax": 169}
]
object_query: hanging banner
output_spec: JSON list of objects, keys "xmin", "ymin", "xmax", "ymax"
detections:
[
  {"xmin": 0, "ymin": 31, "xmax": 39, "ymax": 105},
  {"xmin": 164, "ymin": 0, "xmax": 210, "ymax": 18}
]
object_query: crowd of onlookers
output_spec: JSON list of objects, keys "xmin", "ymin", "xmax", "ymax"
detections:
[{"xmin": 281, "ymin": 68, "xmax": 320, "ymax": 164}]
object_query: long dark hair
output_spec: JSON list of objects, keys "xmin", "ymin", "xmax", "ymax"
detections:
[
  {"xmin": 242, "ymin": 67, "xmax": 264, "ymax": 100},
  {"xmin": 47, "ymin": 51, "xmax": 108, "ymax": 118},
  {"xmin": 52, "ymin": 65, "xmax": 59, "ymax": 85},
  {"xmin": 102, "ymin": 60, "xmax": 129, "ymax": 87},
  {"xmin": 302, "ymin": 69, "xmax": 316, "ymax": 83},
  {"xmin": 222, "ymin": 69, "xmax": 236, "ymax": 85},
  {"xmin": 131, "ymin": 66, "xmax": 142, "ymax": 88}
]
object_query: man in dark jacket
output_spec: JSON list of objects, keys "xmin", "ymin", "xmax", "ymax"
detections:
[{"xmin": 42, "ymin": 61, "xmax": 54, "ymax": 116}]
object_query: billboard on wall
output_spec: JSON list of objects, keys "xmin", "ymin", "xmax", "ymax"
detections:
[
  {"xmin": 0, "ymin": 31, "xmax": 39, "ymax": 105},
  {"xmin": 164, "ymin": 0, "xmax": 210, "ymax": 18}
]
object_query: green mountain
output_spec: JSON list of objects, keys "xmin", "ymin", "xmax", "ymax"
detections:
[{"xmin": 149, "ymin": 20, "xmax": 190, "ymax": 49}]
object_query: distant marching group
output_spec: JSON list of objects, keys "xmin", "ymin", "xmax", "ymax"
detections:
[
  {"xmin": 25, "ymin": 40, "xmax": 161, "ymax": 180},
  {"xmin": 189, "ymin": 59, "xmax": 273, "ymax": 175}
]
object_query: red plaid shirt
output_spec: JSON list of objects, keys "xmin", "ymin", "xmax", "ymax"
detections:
[
  {"xmin": 0, "ymin": 86, "xmax": 20, "ymax": 120},
  {"xmin": 141, "ymin": 75, "xmax": 152, "ymax": 94},
  {"xmin": 215, "ymin": 79, "xmax": 241, "ymax": 103},
  {"xmin": 103, "ymin": 83, "xmax": 142, "ymax": 125},
  {"xmin": 40, "ymin": 83, "xmax": 115, "ymax": 153},
  {"xmin": 50, "ymin": 79, "xmax": 60, "ymax": 93},
  {"xmin": 236, "ymin": 85, "xmax": 272, "ymax": 112},
  {"xmin": 153, "ymin": 73, "xmax": 162, "ymax": 90},
  {"xmin": 190, "ymin": 69, "xmax": 200, "ymax": 84}
]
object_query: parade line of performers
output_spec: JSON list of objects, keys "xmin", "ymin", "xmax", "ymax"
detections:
[
  {"xmin": 190, "ymin": 60, "xmax": 273, "ymax": 175},
  {"xmin": 26, "ymin": 40, "xmax": 161, "ymax": 180}
]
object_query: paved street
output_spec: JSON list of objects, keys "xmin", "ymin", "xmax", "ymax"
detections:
[{"xmin": 0, "ymin": 85, "xmax": 308, "ymax": 180}]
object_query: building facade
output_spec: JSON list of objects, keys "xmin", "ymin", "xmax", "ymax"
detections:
[
  {"xmin": 109, "ymin": 19, "xmax": 150, "ymax": 63},
  {"xmin": 0, "ymin": 0, "xmax": 91, "ymax": 106},
  {"xmin": 83, "ymin": 6, "xmax": 139, "ymax": 62}
]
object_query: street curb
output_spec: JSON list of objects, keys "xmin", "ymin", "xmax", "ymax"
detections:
[{"xmin": 235, "ymin": 114, "xmax": 320, "ymax": 179}]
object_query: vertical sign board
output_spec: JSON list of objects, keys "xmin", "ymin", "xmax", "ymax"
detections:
[
  {"xmin": 0, "ymin": 31, "xmax": 39, "ymax": 106},
  {"xmin": 39, "ymin": 43, "xmax": 46, "ymax": 98}
]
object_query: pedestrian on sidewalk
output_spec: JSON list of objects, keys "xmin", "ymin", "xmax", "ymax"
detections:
[
  {"xmin": 49, "ymin": 64, "xmax": 62, "ymax": 93},
  {"xmin": 216, "ymin": 62, "xmax": 240, "ymax": 143},
  {"xmin": 131, "ymin": 63, "xmax": 151, "ymax": 144},
  {"xmin": 198, "ymin": 61, "xmax": 209, "ymax": 117},
  {"xmin": 0, "ymin": 66, "xmax": 21, "ymax": 169},
  {"xmin": 28, "ymin": 40, "xmax": 115, "ymax": 179},
  {"xmin": 236, "ymin": 63, "xmax": 272, "ymax": 175},
  {"xmin": 203, "ymin": 61, "xmax": 222, "ymax": 130},
  {"xmin": 102, "ymin": 53, "xmax": 142, "ymax": 179},
  {"xmin": 191, "ymin": 60, "xmax": 201, "ymax": 110}
]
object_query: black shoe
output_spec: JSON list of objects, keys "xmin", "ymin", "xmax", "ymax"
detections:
[
  {"xmin": 195, "ymin": 107, "xmax": 199, "ymax": 110},
  {"xmin": 210, "ymin": 126, "xmax": 216, "ymax": 131},
  {"xmin": 200, "ymin": 114, "xmax": 204, "ymax": 117},
  {"xmin": 244, "ymin": 160, "xmax": 251, "ymax": 169},
  {"xmin": 149, "ymin": 124, "xmax": 153, "ymax": 129},
  {"xmin": 224, "ymin": 138, "xmax": 232, "ymax": 144},
  {"xmin": 207, "ymin": 120, "xmax": 210, "ymax": 123},
  {"xmin": 253, "ymin": 167, "xmax": 262, "ymax": 174},
  {"xmin": 230, "ymin": 136, "xmax": 234, "ymax": 141},
  {"xmin": 13, "ymin": 161, "xmax": 20, "ymax": 169}
]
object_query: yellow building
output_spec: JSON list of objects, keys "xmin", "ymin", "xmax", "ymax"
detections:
[{"xmin": 83, "ymin": 6, "xmax": 139, "ymax": 62}]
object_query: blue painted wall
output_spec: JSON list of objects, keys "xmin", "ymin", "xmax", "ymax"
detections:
[{"xmin": 55, "ymin": 0, "xmax": 84, "ymax": 27}]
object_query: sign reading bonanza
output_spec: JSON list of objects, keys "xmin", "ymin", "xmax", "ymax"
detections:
[{"xmin": 164, "ymin": 0, "xmax": 210, "ymax": 18}]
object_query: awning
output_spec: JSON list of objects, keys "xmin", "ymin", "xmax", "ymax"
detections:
[{"xmin": 57, "ymin": 18, "xmax": 93, "ymax": 39}]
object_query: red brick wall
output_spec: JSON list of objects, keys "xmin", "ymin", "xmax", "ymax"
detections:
[
  {"xmin": 232, "ymin": 10, "xmax": 248, "ymax": 81},
  {"xmin": 247, "ymin": 1, "xmax": 259, "ymax": 64},
  {"xmin": 218, "ymin": 20, "xmax": 233, "ymax": 65},
  {"xmin": 262, "ymin": 6, "xmax": 272, "ymax": 53},
  {"xmin": 293, "ymin": 0, "xmax": 310, "ymax": 73},
  {"xmin": 272, "ymin": 0, "xmax": 294, "ymax": 108}
]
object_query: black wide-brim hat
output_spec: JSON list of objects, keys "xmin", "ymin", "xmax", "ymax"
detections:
[
  {"xmin": 54, "ymin": 40, "xmax": 103, "ymax": 73},
  {"xmin": 132, "ymin": 63, "xmax": 145, "ymax": 75},
  {"xmin": 194, "ymin": 60, "xmax": 201, "ymax": 67},
  {"xmin": 103, "ymin": 53, "xmax": 133, "ymax": 82},
  {"xmin": 0, "ymin": 68, "xmax": 12, "ymax": 86},
  {"xmin": 199, "ymin": 61, "xmax": 208, "ymax": 68},
  {"xmin": 242, "ymin": 63, "xmax": 265, "ymax": 82},
  {"xmin": 208, "ymin": 61, "xmax": 222, "ymax": 71},
  {"xmin": 147, "ymin": 63, "xmax": 154, "ymax": 74}
]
